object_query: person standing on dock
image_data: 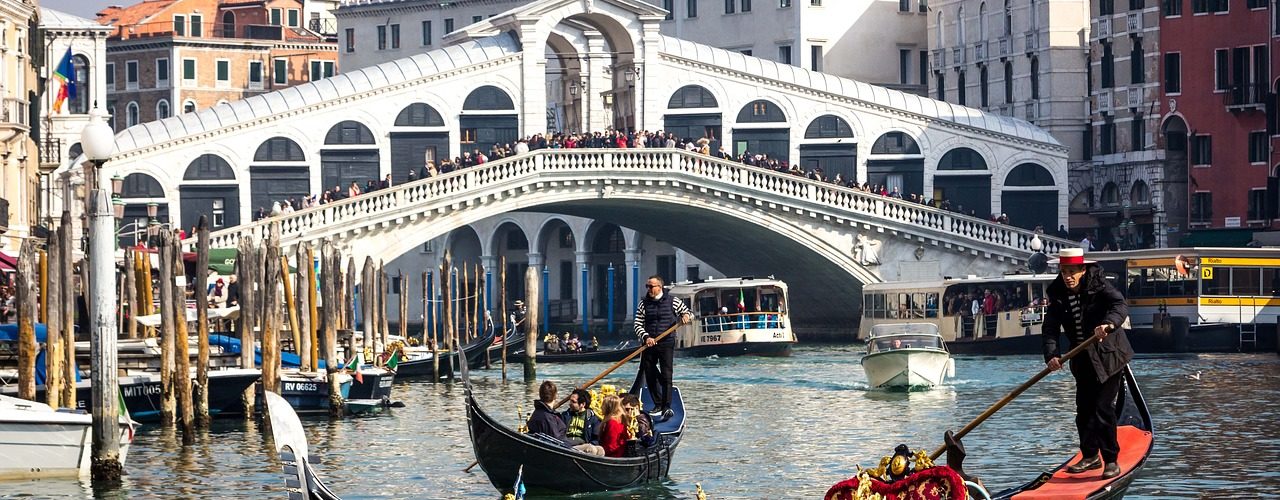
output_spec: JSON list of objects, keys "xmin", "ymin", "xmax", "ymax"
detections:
[
  {"xmin": 633, "ymin": 275, "xmax": 691, "ymax": 420},
  {"xmin": 1042, "ymin": 248, "xmax": 1133, "ymax": 480}
]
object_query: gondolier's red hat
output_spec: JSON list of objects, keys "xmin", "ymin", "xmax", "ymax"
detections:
[{"xmin": 1050, "ymin": 247, "xmax": 1095, "ymax": 266}]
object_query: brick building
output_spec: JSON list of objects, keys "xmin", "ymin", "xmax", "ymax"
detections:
[{"xmin": 97, "ymin": 0, "xmax": 338, "ymax": 132}]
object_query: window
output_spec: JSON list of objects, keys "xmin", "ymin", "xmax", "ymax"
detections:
[
  {"xmin": 1130, "ymin": 0, "xmax": 1143, "ymax": 9},
  {"xmin": 126, "ymin": 101, "xmax": 139, "ymax": 127},
  {"xmin": 288, "ymin": 9, "xmax": 299, "ymax": 27},
  {"xmin": 980, "ymin": 65, "xmax": 989, "ymax": 106},
  {"xmin": 212, "ymin": 199, "xmax": 225, "ymax": 228},
  {"xmin": 106, "ymin": 62, "xmax": 115, "ymax": 89},
  {"xmin": 688, "ymin": 0, "xmax": 699, "ymax": 17},
  {"xmin": 811, "ymin": 44, "xmax": 823, "ymax": 71},
  {"xmin": 1030, "ymin": 57, "xmax": 1040, "ymax": 99},
  {"xmin": 1004, "ymin": 0, "xmax": 1013, "ymax": 34},
  {"xmin": 899, "ymin": 49, "xmax": 911, "ymax": 84},
  {"xmin": 1100, "ymin": 115, "xmax": 1115, "ymax": 154},
  {"xmin": 1004, "ymin": 61, "xmax": 1013, "ymax": 103},
  {"xmin": 900, "ymin": 0, "xmax": 912, "ymax": 11},
  {"xmin": 156, "ymin": 99, "xmax": 170, "ymax": 119},
  {"xmin": 183, "ymin": 100, "xmax": 196, "ymax": 114},
  {"xmin": 107, "ymin": 104, "xmax": 115, "ymax": 130},
  {"xmin": 726, "ymin": 0, "xmax": 736, "ymax": 13},
  {"xmin": 1191, "ymin": 192, "xmax": 1212, "ymax": 223},
  {"xmin": 182, "ymin": 58, "xmax": 196, "ymax": 84},
  {"xmin": 1212, "ymin": 0, "xmax": 1230, "ymax": 11},
  {"xmin": 174, "ymin": 14, "xmax": 186, "ymax": 36},
  {"xmin": 310, "ymin": 60, "xmax": 321, "ymax": 81},
  {"xmin": 1130, "ymin": 38, "xmax": 1144, "ymax": 84},
  {"xmin": 1214, "ymin": 49, "xmax": 1227, "ymax": 90},
  {"xmin": 1192, "ymin": 134, "xmax": 1212, "ymax": 164},
  {"xmin": 274, "ymin": 58, "xmax": 287, "ymax": 85},
  {"xmin": 391, "ymin": 24, "xmax": 400, "ymax": 49},
  {"xmin": 422, "ymin": 20, "xmax": 432, "ymax": 45},
  {"xmin": 472, "ymin": 15, "xmax": 482, "ymax": 23},
  {"xmin": 1249, "ymin": 0, "xmax": 1266, "ymax": 7},
  {"xmin": 919, "ymin": 50, "xmax": 928, "ymax": 84},
  {"xmin": 780, "ymin": 0, "xmax": 791, "ymax": 6},
  {"xmin": 957, "ymin": 70, "xmax": 967, "ymax": 105},
  {"xmin": 740, "ymin": 49, "xmax": 753, "ymax": 56},
  {"xmin": 1101, "ymin": 41, "xmax": 1115, "ymax": 88},
  {"xmin": 1249, "ymin": 131, "xmax": 1267, "ymax": 163},
  {"xmin": 191, "ymin": 14, "xmax": 202, "ymax": 37},
  {"xmin": 444, "ymin": 18, "xmax": 454, "ymax": 33},
  {"xmin": 936, "ymin": 72, "xmax": 946, "ymax": 100},
  {"xmin": 958, "ymin": 5, "xmax": 966, "ymax": 45},
  {"xmin": 779, "ymin": 45, "xmax": 792, "ymax": 64},
  {"xmin": 215, "ymin": 59, "xmax": 229, "ymax": 87},
  {"xmin": 126, "ymin": 60, "xmax": 138, "ymax": 90},
  {"xmin": 920, "ymin": 0, "xmax": 928, "ymax": 12},
  {"xmin": 1164, "ymin": 0, "xmax": 1183, "ymax": 14},
  {"xmin": 156, "ymin": 58, "xmax": 169, "ymax": 87},
  {"xmin": 345, "ymin": 28, "xmax": 354, "ymax": 52},
  {"xmin": 1248, "ymin": 189, "xmax": 1267, "ymax": 220},
  {"xmin": 323, "ymin": 61, "xmax": 335, "ymax": 78},
  {"xmin": 248, "ymin": 60, "xmax": 263, "ymax": 89},
  {"xmin": 1164, "ymin": 53, "xmax": 1181, "ymax": 93},
  {"xmin": 1131, "ymin": 114, "xmax": 1145, "ymax": 149},
  {"xmin": 664, "ymin": 0, "xmax": 675, "ymax": 19},
  {"xmin": 377, "ymin": 25, "xmax": 386, "ymax": 50},
  {"xmin": 812, "ymin": 0, "xmax": 822, "ymax": 5},
  {"xmin": 270, "ymin": 8, "xmax": 281, "ymax": 25},
  {"xmin": 1101, "ymin": 0, "xmax": 1114, "ymax": 14},
  {"xmin": 742, "ymin": 0, "xmax": 753, "ymax": 11}
]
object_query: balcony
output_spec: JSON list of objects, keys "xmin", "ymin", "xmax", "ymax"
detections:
[
  {"xmin": 997, "ymin": 36, "xmax": 1011, "ymax": 56},
  {"xmin": 1096, "ymin": 17, "xmax": 1112, "ymax": 38},
  {"xmin": 1224, "ymin": 83, "xmax": 1266, "ymax": 111},
  {"xmin": 1024, "ymin": 100, "xmax": 1038, "ymax": 121},
  {"xmin": 39, "ymin": 137, "xmax": 62, "ymax": 169},
  {"xmin": 952, "ymin": 46, "xmax": 966, "ymax": 66},
  {"xmin": 1, "ymin": 98, "xmax": 29, "ymax": 131},
  {"xmin": 308, "ymin": 18, "xmax": 337, "ymax": 36},
  {"xmin": 1024, "ymin": 31, "xmax": 1038, "ymax": 52},
  {"xmin": 931, "ymin": 49, "xmax": 944, "ymax": 71},
  {"xmin": 1097, "ymin": 89, "xmax": 1112, "ymax": 112},
  {"xmin": 1126, "ymin": 87, "xmax": 1142, "ymax": 109},
  {"xmin": 0, "ymin": 198, "xmax": 8, "ymax": 233},
  {"xmin": 973, "ymin": 41, "xmax": 987, "ymax": 61},
  {"xmin": 1126, "ymin": 12, "xmax": 1142, "ymax": 33}
]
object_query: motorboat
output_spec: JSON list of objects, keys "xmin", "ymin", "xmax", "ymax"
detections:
[
  {"xmin": 0, "ymin": 394, "xmax": 135, "ymax": 480},
  {"xmin": 860, "ymin": 323, "xmax": 954, "ymax": 389}
]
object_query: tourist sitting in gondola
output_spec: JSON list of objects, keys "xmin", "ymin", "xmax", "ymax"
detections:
[
  {"xmin": 620, "ymin": 393, "xmax": 655, "ymax": 456},
  {"xmin": 527, "ymin": 381, "xmax": 604, "ymax": 456},
  {"xmin": 558, "ymin": 389, "xmax": 604, "ymax": 456},
  {"xmin": 597, "ymin": 395, "xmax": 628, "ymax": 458},
  {"xmin": 543, "ymin": 333, "xmax": 561, "ymax": 353}
]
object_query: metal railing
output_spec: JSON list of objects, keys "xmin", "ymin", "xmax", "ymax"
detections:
[
  {"xmin": 200, "ymin": 149, "xmax": 1074, "ymax": 258},
  {"xmin": 699, "ymin": 312, "xmax": 785, "ymax": 333},
  {"xmin": 1224, "ymin": 83, "xmax": 1266, "ymax": 108}
]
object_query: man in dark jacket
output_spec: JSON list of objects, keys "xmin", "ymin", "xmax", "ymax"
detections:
[
  {"xmin": 559, "ymin": 388, "xmax": 604, "ymax": 456},
  {"xmin": 526, "ymin": 381, "xmax": 567, "ymax": 440},
  {"xmin": 1043, "ymin": 248, "xmax": 1133, "ymax": 480},
  {"xmin": 634, "ymin": 275, "xmax": 691, "ymax": 419}
]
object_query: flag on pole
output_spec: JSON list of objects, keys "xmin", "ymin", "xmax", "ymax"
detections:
[
  {"xmin": 117, "ymin": 383, "xmax": 136, "ymax": 442},
  {"xmin": 385, "ymin": 349, "xmax": 401, "ymax": 371},
  {"xmin": 736, "ymin": 289, "xmax": 746, "ymax": 312},
  {"xmin": 345, "ymin": 352, "xmax": 363, "ymax": 383},
  {"xmin": 52, "ymin": 48, "xmax": 76, "ymax": 113},
  {"xmin": 513, "ymin": 464, "xmax": 525, "ymax": 500}
]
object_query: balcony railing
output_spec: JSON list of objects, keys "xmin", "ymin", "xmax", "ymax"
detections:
[
  {"xmin": 997, "ymin": 36, "xmax": 1011, "ymax": 56},
  {"xmin": 1096, "ymin": 17, "xmax": 1112, "ymax": 38},
  {"xmin": 40, "ymin": 137, "xmax": 62, "ymax": 167},
  {"xmin": 1126, "ymin": 86, "xmax": 1142, "ymax": 109},
  {"xmin": 973, "ymin": 41, "xmax": 987, "ymax": 61},
  {"xmin": 1126, "ymin": 12, "xmax": 1141, "ymax": 33},
  {"xmin": 1024, "ymin": 31, "xmax": 1038, "ymax": 52},
  {"xmin": 952, "ymin": 46, "xmax": 965, "ymax": 66},
  {"xmin": 931, "ymin": 49, "xmax": 944, "ymax": 71},
  {"xmin": 1, "ymin": 98, "xmax": 28, "ymax": 130},
  {"xmin": 1224, "ymin": 83, "xmax": 1266, "ymax": 109},
  {"xmin": 308, "ymin": 18, "xmax": 338, "ymax": 36}
]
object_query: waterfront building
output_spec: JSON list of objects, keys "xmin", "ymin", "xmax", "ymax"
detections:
[{"xmin": 0, "ymin": 0, "xmax": 38, "ymax": 252}]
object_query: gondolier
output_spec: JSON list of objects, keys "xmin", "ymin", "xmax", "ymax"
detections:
[
  {"xmin": 633, "ymin": 275, "xmax": 691, "ymax": 419},
  {"xmin": 1043, "ymin": 247, "xmax": 1133, "ymax": 480}
]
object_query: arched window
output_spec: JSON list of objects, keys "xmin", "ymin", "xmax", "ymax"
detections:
[
  {"xmin": 324, "ymin": 120, "xmax": 375, "ymax": 145},
  {"xmin": 1004, "ymin": 163, "xmax": 1055, "ymax": 186},
  {"xmin": 1101, "ymin": 182, "xmax": 1120, "ymax": 206},
  {"xmin": 462, "ymin": 85, "xmax": 515, "ymax": 110},
  {"xmin": 221, "ymin": 11, "xmax": 235, "ymax": 38},
  {"xmin": 1130, "ymin": 180, "xmax": 1150, "ymax": 205},
  {"xmin": 254, "ymin": 137, "xmax": 305, "ymax": 161},
  {"xmin": 183, "ymin": 100, "xmax": 196, "ymax": 114},
  {"xmin": 736, "ymin": 99, "xmax": 786, "ymax": 123},
  {"xmin": 667, "ymin": 85, "xmax": 718, "ymax": 109},
  {"xmin": 122, "ymin": 172, "xmax": 165, "ymax": 198},
  {"xmin": 1004, "ymin": 61, "xmax": 1013, "ymax": 103},
  {"xmin": 939, "ymin": 148, "xmax": 988, "ymax": 170},
  {"xmin": 184, "ymin": 154, "xmax": 236, "ymax": 181},
  {"xmin": 1030, "ymin": 57, "xmax": 1040, "ymax": 100},
  {"xmin": 804, "ymin": 115, "xmax": 854, "ymax": 139},
  {"xmin": 958, "ymin": 5, "xmax": 966, "ymax": 45},
  {"xmin": 126, "ymin": 101, "xmax": 139, "ymax": 127},
  {"xmin": 870, "ymin": 131, "xmax": 921, "ymax": 155},
  {"xmin": 71, "ymin": 54, "xmax": 90, "ymax": 114},
  {"xmin": 107, "ymin": 105, "xmax": 116, "ymax": 129},
  {"xmin": 394, "ymin": 103, "xmax": 445, "ymax": 126},
  {"xmin": 156, "ymin": 99, "xmax": 170, "ymax": 119},
  {"xmin": 936, "ymin": 12, "xmax": 944, "ymax": 49},
  {"xmin": 1004, "ymin": 0, "xmax": 1013, "ymax": 36},
  {"xmin": 979, "ymin": 2, "xmax": 987, "ymax": 39}
]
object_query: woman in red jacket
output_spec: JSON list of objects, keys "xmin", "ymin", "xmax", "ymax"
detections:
[{"xmin": 597, "ymin": 395, "xmax": 627, "ymax": 458}]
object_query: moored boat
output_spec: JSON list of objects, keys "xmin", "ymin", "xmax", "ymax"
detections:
[
  {"xmin": 1, "ymin": 368, "xmax": 261, "ymax": 423},
  {"xmin": 0, "ymin": 394, "xmax": 135, "ymax": 480},
  {"xmin": 860, "ymin": 323, "xmax": 954, "ymax": 389},
  {"xmin": 272, "ymin": 369, "xmax": 352, "ymax": 416},
  {"xmin": 506, "ymin": 340, "xmax": 641, "ymax": 364}
]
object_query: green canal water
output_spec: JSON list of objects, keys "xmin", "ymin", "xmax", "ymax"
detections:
[{"xmin": 4, "ymin": 345, "xmax": 1278, "ymax": 499}]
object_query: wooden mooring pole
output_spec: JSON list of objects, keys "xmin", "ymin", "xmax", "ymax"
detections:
[
  {"xmin": 157, "ymin": 231, "xmax": 177, "ymax": 425},
  {"xmin": 171, "ymin": 233, "xmax": 196, "ymax": 444},
  {"xmin": 194, "ymin": 217, "xmax": 212, "ymax": 426},
  {"xmin": 236, "ymin": 238, "xmax": 258, "ymax": 416},
  {"xmin": 523, "ymin": 265, "xmax": 539, "ymax": 382},
  {"xmin": 16, "ymin": 240, "xmax": 37, "ymax": 401}
]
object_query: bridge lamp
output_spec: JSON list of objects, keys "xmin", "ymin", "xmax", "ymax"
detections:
[
  {"xmin": 1030, "ymin": 234, "xmax": 1044, "ymax": 253},
  {"xmin": 569, "ymin": 81, "xmax": 580, "ymax": 97},
  {"xmin": 625, "ymin": 66, "xmax": 640, "ymax": 85}
]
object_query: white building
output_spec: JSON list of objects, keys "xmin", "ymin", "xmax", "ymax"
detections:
[{"xmin": 926, "ymin": 0, "xmax": 1089, "ymax": 162}]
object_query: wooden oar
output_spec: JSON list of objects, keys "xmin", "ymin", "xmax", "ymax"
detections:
[
  {"xmin": 463, "ymin": 321, "xmax": 684, "ymax": 472},
  {"xmin": 929, "ymin": 330, "xmax": 1106, "ymax": 460}
]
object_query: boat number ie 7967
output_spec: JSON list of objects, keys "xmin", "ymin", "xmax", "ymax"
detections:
[{"xmin": 699, "ymin": 335, "xmax": 721, "ymax": 343}]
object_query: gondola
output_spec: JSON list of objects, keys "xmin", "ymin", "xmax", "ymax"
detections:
[
  {"xmin": 265, "ymin": 391, "xmax": 343, "ymax": 500},
  {"xmin": 825, "ymin": 365, "xmax": 1153, "ymax": 500},
  {"xmin": 506, "ymin": 340, "xmax": 641, "ymax": 364},
  {"xmin": 463, "ymin": 334, "xmax": 686, "ymax": 497},
  {"xmin": 462, "ymin": 324, "xmax": 500, "ymax": 370}
]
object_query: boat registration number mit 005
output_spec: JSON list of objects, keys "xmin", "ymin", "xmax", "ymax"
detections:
[{"xmin": 700, "ymin": 335, "xmax": 722, "ymax": 343}]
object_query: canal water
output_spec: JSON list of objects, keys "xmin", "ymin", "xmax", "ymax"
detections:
[{"xmin": 4, "ymin": 345, "xmax": 1278, "ymax": 499}]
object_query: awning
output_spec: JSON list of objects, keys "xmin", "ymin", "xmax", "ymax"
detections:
[
  {"xmin": 0, "ymin": 251, "xmax": 16, "ymax": 272},
  {"xmin": 1177, "ymin": 228, "xmax": 1257, "ymax": 247}
]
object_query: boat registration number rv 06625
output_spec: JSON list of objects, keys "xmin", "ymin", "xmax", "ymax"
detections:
[
  {"xmin": 700, "ymin": 335, "xmax": 722, "ymax": 343},
  {"xmin": 284, "ymin": 382, "xmax": 319, "ymax": 393}
]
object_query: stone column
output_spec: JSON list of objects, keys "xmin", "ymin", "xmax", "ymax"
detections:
[
  {"xmin": 584, "ymin": 32, "xmax": 608, "ymax": 133},
  {"xmin": 520, "ymin": 23, "xmax": 549, "ymax": 136},
  {"xmin": 625, "ymin": 248, "xmax": 642, "ymax": 322},
  {"xmin": 480, "ymin": 254, "xmax": 498, "ymax": 311},
  {"xmin": 575, "ymin": 250, "xmax": 591, "ymax": 333}
]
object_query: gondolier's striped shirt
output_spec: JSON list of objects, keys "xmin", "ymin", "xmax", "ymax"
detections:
[
  {"xmin": 633, "ymin": 294, "xmax": 691, "ymax": 340},
  {"xmin": 1068, "ymin": 293, "xmax": 1085, "ymax": 342}
]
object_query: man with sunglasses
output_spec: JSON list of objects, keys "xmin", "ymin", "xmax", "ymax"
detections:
[{"xmin": 633, "ymin": 275, "xmax": 691, "ymax": 420}]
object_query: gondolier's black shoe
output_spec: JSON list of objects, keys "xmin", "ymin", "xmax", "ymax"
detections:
[
  {"xmin": 1101, "ymin": 462, "xmax": 1120, "ymax": 479},
  {"xmin": 661, "ymin": 408, "xmax": 674, "ymax": 420},
  {"xmin": 1066, "ymin": 456, "xmax": 1102, "ymax": 474}
]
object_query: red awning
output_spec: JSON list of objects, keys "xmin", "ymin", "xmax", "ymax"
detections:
[{"xmin": 0, "ymin": 251, "xmax": 17, "ymax": 272}]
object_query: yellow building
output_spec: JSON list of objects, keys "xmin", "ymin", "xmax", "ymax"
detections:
[{"xmin": 0, "ymin": 0, "xmax": 38, "ymax": 252}]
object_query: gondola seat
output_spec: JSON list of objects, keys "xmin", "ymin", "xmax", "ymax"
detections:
[{"xmin": 1011, "ymin": 424, "xmax": 1152, "ymax": 499}]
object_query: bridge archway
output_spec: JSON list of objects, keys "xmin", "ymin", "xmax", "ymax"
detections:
[
  {"xmin": 1000, "ymin": 162, "xmax": 1057, "ymax": 230},
  {"xmin": 489, "ymin": 220, "xmax": 531, "ymax": 304},
  {"xmin": 250, "ymin": 137, "xmax": 308, "ymax": 220},
  {"xmin": 120, "ymin": 172, "xmax": 168, "ymax": 247},
  {"xmin": 867, "ymin": 131, "xmax": 923, "ymax": 199},
  {"xmin": 733, "ymin": 99, "xmax": 789, "ymax": 160},
  {"xmin": 461, "ymin": 86, "xmax": 518, "ymax": 152},
  {"xmin": 800, "ymin": 114, "xmax": 857, "ymax": 182},
  {"xmin": 392, "ymin": 103, "xmax": 449, "ymax": 184},
  {"xmin": 180, "ymin": 154, "xmax": 239, "ymax": 231},
  {"xmin": 935, "ymin": 147, "xmax": 991, "ymax": 217},
  {"xmin": 321, "ymin": 120, "xmax": 379, "ymax": 192},
  {"xmin": 584, "ymin": 222, "xmax": 628, "ymax": 323},
  {"xmin": 664, "ymin": 84, "xmax": 722, "ymax": 152},
  {"xmin": 534, "ymin": 217, "xmax": 582, "ymax": 316}
]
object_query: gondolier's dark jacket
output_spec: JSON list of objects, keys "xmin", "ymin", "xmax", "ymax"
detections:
[
  {"xmin": 633, "ymin": 292, "xmax": 691, "ymax": 345},
  {"xmin": 1042, "ymin": 264, "xmax": 1135, "ymax": 383}
]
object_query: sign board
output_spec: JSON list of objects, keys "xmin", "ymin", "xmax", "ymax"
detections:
[
  {"xmin": 1201, "ymin": 267, "xmax": 1213, "ymax": 280},
  {"xmin": 1224, "ymin": 217, "xmax": 1242, "ymax": 228}
]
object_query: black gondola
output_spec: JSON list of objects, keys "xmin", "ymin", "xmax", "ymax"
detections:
[
  {"xmin": 265, "ymin": 391, "xmax": 343, "ymax": 500},
  {"xmin": 462, "ymin": 324, "xmax": 500, "ymax": 370},
  {"xmin": 506, "ymin": 340, "xmax": 641, "ymax": 364}
]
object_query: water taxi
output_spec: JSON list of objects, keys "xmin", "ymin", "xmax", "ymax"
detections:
[
  {"xmin": 861, "ymin": 323, "xmax": 954, "ymax": 389},
  {"xmin": 667, "ymin": 277, "xmax": 797, "ymax": 357}
]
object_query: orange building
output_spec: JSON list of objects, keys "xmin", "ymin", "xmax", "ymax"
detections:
[{"xmin": 97, "ymin": 0, "xmax": 338, "ymax": 131}]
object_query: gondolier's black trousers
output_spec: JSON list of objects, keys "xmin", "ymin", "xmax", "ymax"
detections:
[
  {"xmin": 1071, "ymin": 359, "xmax": 1123, "ymax": 463},
  {"xmin": 641, "ymin": 342, "xmax": 674, "ymax": 410}
]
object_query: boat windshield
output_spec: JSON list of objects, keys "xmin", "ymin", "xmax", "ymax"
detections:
[{"xmin": 870, "ymin": 335, "xmax": 944, "ymax": 352}]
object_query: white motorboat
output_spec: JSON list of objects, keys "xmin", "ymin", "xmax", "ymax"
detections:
[
  {"xmin": 860, "ymin": 323, "xmax": 954, "ymax": 389},
  {"xmin": 0, "ymin": 395, "xmax": 135, "ymax": 480}
]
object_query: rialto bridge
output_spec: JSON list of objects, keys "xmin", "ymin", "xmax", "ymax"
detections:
[{"xmin": 65, "ymin": 0, "xmax": 1073, "ymax": 335}]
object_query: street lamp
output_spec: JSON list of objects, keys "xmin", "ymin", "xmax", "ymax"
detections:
[
  {"xmin": 569, "ymin": 80, "xmax": 580, "ymax": 97},
  {"xmin": 78, "ymin": 106, "xmax": 123, "ymax": 482},
  {"xmin": 624, "ymin": 66, "xmax": 640, "ymax": 85}
]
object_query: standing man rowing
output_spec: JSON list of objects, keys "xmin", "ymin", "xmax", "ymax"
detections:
[{"xmin": 634, "ymin": 275, "xmax": 691, "ymax": 420}]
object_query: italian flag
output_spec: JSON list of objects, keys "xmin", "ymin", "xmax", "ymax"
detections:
[
  {"xmin": 737, "ymin": 289, "xmax": 746, "ymax": 312},
  {"xmin": 345, "ymin": 353, "xmax": 364, "ymax": 384},
  {"xmin": 385, "ymin": 349, "xmax": 401, "ymax": 371}
]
